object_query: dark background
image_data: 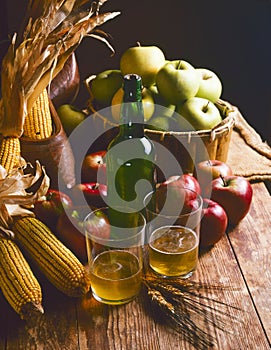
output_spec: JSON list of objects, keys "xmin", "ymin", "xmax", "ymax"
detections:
[{"xmin": 1, "ymin": 0, "xmax": 270, "ymax": 143}]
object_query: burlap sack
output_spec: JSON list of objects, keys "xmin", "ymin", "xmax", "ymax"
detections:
[{"xmin": 227, "ymin": 108, "xmax": 271, "ymax": 182}]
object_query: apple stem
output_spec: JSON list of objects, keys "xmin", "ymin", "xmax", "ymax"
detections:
[
  {"xmin": 202, "ymin": 101, "xmax": 210, "ymax": 113},
  {"xmin": 136, "ymin": 41, "xmax": 141, "ymax": 47},
  {"xmin": 220, "ymin": 175, "xmax": 227, "ymax": 187},
  {"xmin": 204, "ymin": 75, "xmax": 212, "ymax": 81},
  {"xmin": 177, "ymin": 60, "xmax": 182, "ymax": 69},
  {"xmin": 93, "ymin": 183, "xmax": 100, "ymax": 190}
]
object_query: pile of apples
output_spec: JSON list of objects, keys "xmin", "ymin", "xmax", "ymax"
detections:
[
  {"xmin": 34, "ymin": 44, "xmax": 252, "ymax": 259},
  {"xmin": 89, "ymin": 44, "xmax": 224, "ymax": 132},
  {"xmin": 162, "ymin": 160, "xmax": 253, "ymax": 248},
  {"xmin": 32, "ymin": 149, "xmax": 253, "ymax": 262},
  {"xmin": 31, "ymin": 151, "xmax": 108, "ymax": 263}
]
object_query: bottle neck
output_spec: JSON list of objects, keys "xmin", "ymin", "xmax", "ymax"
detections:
[
  {"xmin": 118, "ymin": 74, "xmax": 145, "ymax": 138},
  {"xmin": 119, "ymin": 101, "xmax": 145, "ymax": 138}
]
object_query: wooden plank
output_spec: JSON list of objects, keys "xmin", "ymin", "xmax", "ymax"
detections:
[
  {"xmin": 76, "ymin": 295, "xmax": 162, "ymax": 350},
  {"xmin": 194, "ymin": 235, "xmax": 270, "ymax": 349},
  {"xmin": 75, "ymin": 237, "xmax": 270, "ymax": 349},
  {"xmin": 73, "ymin": 182, "xmax": 270, "ymax": 349},
  {"xmin": 228, "ymin": 182, "xmax": 271, "ymax": 342},
  {"xmin": 2, "ymin": 278, "xmax": 80, "ymax": 350},
  {"xmin": 0, "ymin": 183, "xmax": 269, "ymax": 349}
]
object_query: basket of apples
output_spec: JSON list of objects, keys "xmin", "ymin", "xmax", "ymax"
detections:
[{"xmin": 86, "ymin": 44, "xmax": 236, "ymax": 178}]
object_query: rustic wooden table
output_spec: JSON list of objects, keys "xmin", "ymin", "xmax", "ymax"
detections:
[{"xmin": 0, "ymin": 181, "xmax": 270, "ymax": 350}]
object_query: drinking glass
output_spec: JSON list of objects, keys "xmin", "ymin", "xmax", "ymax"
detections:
[
  {"xmin": 148, "ymin": 225, "xmax": 199, "ymax": 278},
  {"xmin": 144, "ymin": 186, "xmax": 202, "ymax": 278},
  {"xmin": 144, "ymin": 185, "xmax": 203, "ymax": 242},
  {"xmin": 84, "ymin": 207, "xmax": 145, "ymax": 305}
]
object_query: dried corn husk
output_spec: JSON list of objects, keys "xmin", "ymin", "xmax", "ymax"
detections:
[
  {"xmin": 0, "ymin": 161, "xmax": 49, "ymax": 237},
  {"xmin": 0, "ymin": 0, "xmax": 120, "ymax": 137}
]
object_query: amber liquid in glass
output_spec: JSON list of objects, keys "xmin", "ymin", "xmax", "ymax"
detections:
[
  {"xmin": 90, "ymin": 250, "xmax": 142, "ymax": 304},
  {"xmin": 149, "ymin": 227, "xmax": 198, "ymax": 278}
]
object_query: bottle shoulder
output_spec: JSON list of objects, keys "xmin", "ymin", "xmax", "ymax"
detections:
[
  {"xmin": 140, "ymin": 136, "xmax": 156, "ymax": 158},
  {"xmin": 107, "ymin": 134, "xmax": 156, "ymax": 159}
]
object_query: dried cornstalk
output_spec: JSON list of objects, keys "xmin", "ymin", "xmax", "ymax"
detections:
[{"xmin": 0, "ymin": 0, "xmax": 120, "ymax": 137}]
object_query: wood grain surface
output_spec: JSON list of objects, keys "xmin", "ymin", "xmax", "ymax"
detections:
[{"xmin": 0, "ymin": 182, "xmax": 270, "ymax": 350}]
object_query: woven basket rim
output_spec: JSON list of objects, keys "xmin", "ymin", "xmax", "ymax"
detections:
[
  {"xmin": 87, "ymin": 97, "xmax": 236, "ymax": 142},
  {"xmin": 85, "ymin": 74, "xmax": 236, "ymax": 139}
]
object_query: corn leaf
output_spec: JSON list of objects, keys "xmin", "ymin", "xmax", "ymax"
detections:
[{"xmin": 0, "ymin": 0, "xmax": 120, "ymax": 137}]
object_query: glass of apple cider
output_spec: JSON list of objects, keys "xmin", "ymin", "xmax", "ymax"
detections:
[
  {"xmin": 144, "ymin": 185, "xmax": 203, "ymax": 242},
  {"xmin": 148, "ymin": 225, "xmax": 199, "ymax": 278},
  {"xmin": 84, "ymin": 207, "xmax": 145, "ymax": 305}
]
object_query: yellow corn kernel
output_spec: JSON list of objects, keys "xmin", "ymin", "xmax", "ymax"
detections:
[
  {"xmin": 0, "ymin": 136, "xmax": 21, "ymax": 173},
  {"xmin": 23, "ymin": 89, "xmax": 53, "ymax": 139},
  {"xmin": 12, "ymin": 217, "xmax": 90, "ymax": 297},
  {"xmin": 0, "ymin": 237, "xmax": 43, "ymax": 319}
]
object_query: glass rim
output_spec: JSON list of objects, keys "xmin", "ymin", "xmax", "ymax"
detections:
[
  {"xmin": 150, "ymin": 224, "xmax": 197, "ymax": 236},
  {"xmin": 144, "ymin": 186, "xmax": 203, "ymax": 219},
  {"xmin": 84, "ymin": 206, "xmax": 146, "ymax": 244}
]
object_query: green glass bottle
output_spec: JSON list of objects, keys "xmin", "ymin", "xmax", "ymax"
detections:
[{"xmin": 106, "ymin": 74, "xmax": 156, "ymax": 225}]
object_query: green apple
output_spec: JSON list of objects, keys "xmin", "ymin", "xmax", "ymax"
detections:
[
  {"xmin": 156, "ymin": 60, "xmax": 200, "ymax": 105},
  {"xmin": 57, "ymin": 104, "xmax": 86, "ymax": 135},
  {"xmin": 176, "ymin": 97, "xmax": 222, "ymax": 131},
  {"xmin": 149, "ymin": 85, "xmax": 176, "ymax": 118},
  {"xmin": 111, "ymin": 87, "xmax": 155, "ymax": 122},
  {"xmin": 173, "ymin": 109, "xmax": 196, "ymax": 132},
  {"xmin": 146, "ymin": 115, "xmax": 180, "ymax": 132},
  {"xmin": 120, "ymin": 45, "xmax": 166, "ymax": 87},
  {"xmin": 91, "ymin": 69, "xmax": 123, "ymax": 106},
  {"xmin": 196, "ymin": 68, "xmax": 222, "ymax": 102}
]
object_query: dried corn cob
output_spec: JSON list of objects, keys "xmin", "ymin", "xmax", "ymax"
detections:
[
  {"xmin": 23, "ymin": 89, "xmax": 53, "ymax": 140},
  {"xmin": 0, "ymin": 237, "xmax": 43, "ymax": 319},
  {"xmin": 0, "ymin": 136, "xmax": 21, "ymax": 173},
  {"xmin": 12, "ymin": 216, "xmax": 90, "ymax": 297}
]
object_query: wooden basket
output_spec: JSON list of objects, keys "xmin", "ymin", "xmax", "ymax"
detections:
[
  {"xmin": 145, "ymin": 100, "xmax": 235, "ymax": 177},
  {"xmin": 88, "ymin": 100, "xmax": 235, "ymax": 181},
  {"xmin": 85, "ymin": 77, "xmax": 235, "ymax": 180}
]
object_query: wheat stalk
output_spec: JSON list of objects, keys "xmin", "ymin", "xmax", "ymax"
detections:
[{"xmin": 142, "ymin": 264, "xmax": 242, "ymax": 349}]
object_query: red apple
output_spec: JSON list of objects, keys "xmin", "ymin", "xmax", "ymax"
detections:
[
  {"xmin": 181, "ymin": 197, "xmax": 202, "ymax": 215},
  {"xmin": 159, "ymin": 173, "xmax": 201, "ymax": 201},
  {"xmin": 72, "ymin": 182, "xmax": 107, "ymax": 208},
  {"xmin": 200, "ymin": 198, "xmax": 228, "ymax": 248},
  {"xmin": 84, "ymin": 209, "xmax": 111, "ymax": 241},
  {"xmin": 56, "ymin": 206, "xmax": 90, "ymax": 263},
  {"xmin": 154, "ymin": 184, "xmax": 201, "ymax": 216},
  {"xmin": 196, "ymin": 160, "xmax": 233, "ymax": 193},
  {"xmin": 81, "ymin": 150, "xmax": 107, "ymax": 184},
  {"xmin": 84, "ymin": 209, "xmax": 111, "ymax": 255},
  {"xmin": 206, "ymin": 176, "xmax": 253, "ymax": 226},
  {"xmin": 33, "ymin": 189, "xmax": 73, "ymax": 230}
]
